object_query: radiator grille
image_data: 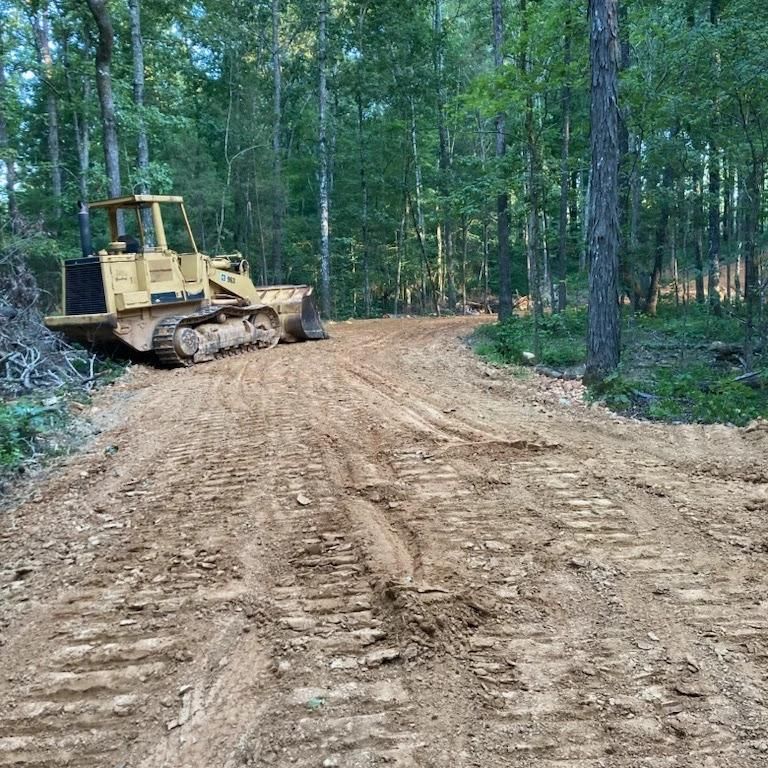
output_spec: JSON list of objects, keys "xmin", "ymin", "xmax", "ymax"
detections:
[{"xmin": 64, "ymin": 257, "xmax": 108, "ymax": 315}]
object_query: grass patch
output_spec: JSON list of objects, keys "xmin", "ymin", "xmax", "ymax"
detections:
[
  {"xmin": 0, "ymin": 398, "xmax": 71, "ymax": 469},
  {"xmin": 0, "ymin": 354, "xmax": 128, "ymax": 477},
  {"xmin": 587, "ymin": 365, "xmax": 767, "ymax": 426}
]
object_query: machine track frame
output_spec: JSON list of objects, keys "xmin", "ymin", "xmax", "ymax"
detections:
[{"xmin": 152, "ymin": 305, "xmax": 280, "ymax": 367}]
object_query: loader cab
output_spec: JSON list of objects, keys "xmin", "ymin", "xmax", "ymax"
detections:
[
  {"xmin": 70, "ymin": 194, "xmax": 209, "ymax": 315},
  {"xmin": 88, "ymin": 195, "xmax": 199, "ymax": 259}
]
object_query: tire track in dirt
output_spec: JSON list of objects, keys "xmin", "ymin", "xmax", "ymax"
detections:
[
  {"xmin": 0, "ymin": 359, "xmax": 277, "ymax": 767},
  {"xmin": 406, "ymin": 447, "xmax": 768, "ymax": 767},
  {"xmin": 328, "ymin": 322, "xmax": 768, "ymax": 766},
  {"xmin": 224, "ymin": 349, "xmax": 428, "ymax": 767},
  {"xmin": 2, "ymin": 317, "xmax": 767, "ymax": 768}
]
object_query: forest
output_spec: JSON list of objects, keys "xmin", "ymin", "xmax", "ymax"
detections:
[
  {"xmin": 0, "ymin": 1, "xmax": 767, "ymax": 400},
  {"xmin": 4, "ymin": 3, "xmax": 768, "ymax": 761}
]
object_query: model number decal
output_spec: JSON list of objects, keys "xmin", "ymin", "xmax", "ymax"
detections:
[{"xmin": 219, "ymin": 272, "xmax": 236, "ymax": 284}]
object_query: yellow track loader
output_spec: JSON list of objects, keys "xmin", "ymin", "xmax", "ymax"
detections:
[{"xmin": 44, "ymin": 195, "xmax": 326, "ymax": 365}]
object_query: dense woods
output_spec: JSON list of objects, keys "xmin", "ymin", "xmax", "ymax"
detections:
[{"xmin": 0, "ymin": 0, "xmax": 766, "ymax": 371}]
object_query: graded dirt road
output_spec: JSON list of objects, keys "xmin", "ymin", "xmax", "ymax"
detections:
[{"xmin": 1, "ymin": 316, "xmax": 767, "ymax": 768}]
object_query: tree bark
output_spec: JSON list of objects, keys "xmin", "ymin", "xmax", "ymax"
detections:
[
  {"xmin": 645, "ymin": 163, "xmax": 674, "ymax": 317},
  {"xmin": 0, "ymin": 56, "xmax": 18, "ymax": 231},
  {"xmin": 744, "ymin": 163, "xmax": 761, "ymax": 368},
  {"xmin": 63, "ymin": 39, "xmax": 90, "ymax": 203},
  {"xmin": 128, "ymin": 0, "xmax": 149, "ymax": 186},
  {"xmin": 435, "ymin": 0, "xmax": 455, "ymax": 309},
  {"xmin": 585, "ymin": 0, "xmax": 621, "ymax": 383},
  {"xmin": 30, "ymin": 8, "xmax": 62, "ymax": 223},
  {"xmin": 87, "ymin": 0, "xmax": 122, "ymax": 204},
  {"xmin": 271, "ymin": 0, "xmax": 284, "ymax": 282},
  {"xmin": 556, "ymin": 5, "xmax": 572, "ymax": 313},
  {"xmin": 707, "ymin": 0, "xmax": 721, "ymax": 314},
  {"xmin": 318, "ymin": 0, "xmax": 332, "ymax": 317},
  {"xmin": 128, "ymin": 0, "xmax": 152, "ymax": 239},
  {"xmin": 617, "ymin": 2, "xmax": 641, "ymax": 309},
  {"xmin": 356, "ymin": 7, "xmax": 371, "ymax": 316},
  {"xmin": 520, "ymin": 0, "xmax": 543, "ymax": 352},
  {"xmin": 492, "ymin": 0, "xmax": 512, "ymax": 321},
  {"xmin": 707, "ymin": 145, "xmax": 722, "ymax": 313},
  {"xmin": 723, "ymin": 162, "xmax": 733, "ymax": 301},
  {"xmin": 693, "ymin": 172, "xmax": 706, "ymax": 303},
  {"xmin": 409, "ymin": 102, "xmax": 438, "ymax": 314},
  {"xmin": 356, "ymin": 88, "xmax": 371, "ymax": 317}
]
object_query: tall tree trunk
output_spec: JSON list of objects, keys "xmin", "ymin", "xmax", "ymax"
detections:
[
  {"xmin": 87, "ymin": 0, "xmax": 122, "ymax": 205},
  {"xmin": 30, "ymin": 8, "xmax": 62, "ymax": 224},
  {"xmin": 128, "ymin": 0, "xmax": 149, "ymax": 186},
  {"xmin": 408, "ymin": 106, "xmax": 439, "ymax": 314},
  {"xmin": 707, "ymin": 145, "xmax": 722, "ymax": 313},
  {"xmin": 482, "ymin": 220, "xmax": 490, "ymax": 310},
  {"xmin": 435, "ymin": 0, "xmax": 454, "ymax": 309},
  {"xmin": 585, "ymin": 0, "xmax": 621, "ymax": 383},
  {"xmin": 617, "ymin": 2, "xmax": 641, "ymax": 309},
  {"xmin": 63, "ymin": 40, "xmax": 90, "ymax": 203},
  {"xmin": 356, "ymin": 89, "xmax": 371, "ymax": 317},
  {"xmin": 744, "ymin": 163, "xmax": 761, "ymax": 368},
  {"xmin": 128, "ymin": 0, "xmax": 152, "ymax": 239},
  {"xmin": 461, "ymin": 215, "xmax": 468, "ymax": 311},
  {"xmin": 723, "ymin": 162, "xmax": 733, "ymax": 301},
  {"xmin": 396, "ymin": 152, "xmax": 409, "ymax": 315},
  {"xmin": 0, "ymin": 56, "xmax": 18, "ymax": 231},
  {"xmin": 318, "ymin": 0, "xmax": 332, "ymax": 317},
  {"xmin": 645, "ymin": 164, "xmax": 674, "ymax": 317},
  {"xmin": 520, "ymin": 0, "xmax": 543, "ymax": 352},
  {"xmin": 556, "ymin": 5, "xmax": 572, "ymax": 313},
  {"xmin": 356, "ymin": 8, "xmax": 371, "ymax": 316},
  {"xmin": 271, "ymin": 0, "xmax": 284, "ymax": 282},
  {"xmin": 492, "ymin": 0, "xmax": 512, "ymax": 321},
  {"xmin": 693, "ymin": 172, "xmax": 705, "ymax": 303},
  {"xmin": 734, "ymin": 168, "xmax": 743, "ymax": 303},
  {"xmin": 707, "ymin": 0, "xmax": 721, "ymax": 314}
]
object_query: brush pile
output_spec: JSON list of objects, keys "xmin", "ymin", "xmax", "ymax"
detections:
[{"xmin": 0, "ymin": 231, "xmax": 101, "ymax": 399}]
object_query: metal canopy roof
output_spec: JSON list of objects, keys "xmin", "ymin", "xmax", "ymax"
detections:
[{"xmin": 87, "ymin": 195, "xmax": 185, "ymax": 209}]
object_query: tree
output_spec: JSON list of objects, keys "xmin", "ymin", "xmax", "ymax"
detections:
[
  {"xmin": 271, "ymin": 0, "xmax": 284, "ymax": 282},
  {"xmin": 86, "ymin": 0, "xmax": 121, "ymax": 202},
  {"xmin": 0, "ymin": 42, "xmax": 18, "ymax": 231},
  {"xmin": 29, "ymin": 3, "xmax": 62, "ymax": 224},
  {"xmin": 492, "ymin": 0, "xmax": 512, "ymax": 321},
  {"xmin": 584, "ymin": 0, "xmax": 620, "ymax": 383},
  {"xmin": 127, "ymin": 0, "xmax": 149, "ymax": 192},
  {"xmin": 0, "ymin": 0, "xmax": 763, "ymax": 348},
  {"xmin": 556, "ymin": 2, "xmax": 573, "ymax": 313},
  {"xmin": 318, "ymin": 0, "xmax": 332, "ymax": 317}
]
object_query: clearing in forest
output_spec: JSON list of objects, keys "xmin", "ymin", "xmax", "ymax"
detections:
[{"xmin": 0, "ymin": 317, "xmax": 767, "ymax": 767}]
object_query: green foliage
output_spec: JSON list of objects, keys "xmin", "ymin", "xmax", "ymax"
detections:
[
  {"xmin": 647, "ymin": 366, "xmax": 766, "ymax": 426},
  {"xmin": 586, "ymin": 364, "xmax": 767, "ymax": 427},
  {"xmin": 632, "ymin": 303, "xmax": 744, "ymax": 345},
  {"xmin": 476, "ymin": 301, "xmax": 767, "ymax": 427},
  {"xmin": 0, "ymin": 399, "xmax": 68, "ymax": 468},
  {"xmin": 475, "ymin": 308, "xmax": 587, "ymax": 368},
  {"xmin": 586, "ymin": 372, "xmax": 639, "ymax": 412}
]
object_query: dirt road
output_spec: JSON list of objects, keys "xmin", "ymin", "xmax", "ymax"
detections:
[{"xmin": 1, "ymin": 316, "xmax": 767, "ymax": 768}]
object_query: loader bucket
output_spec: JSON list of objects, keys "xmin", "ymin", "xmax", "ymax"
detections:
[{"xmin": 253, "ymin": 285, "xmax": 328, "ymax": 342}]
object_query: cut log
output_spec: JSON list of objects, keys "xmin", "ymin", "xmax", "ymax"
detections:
[{"xmin": 734, "ymin": 371, "xmax": 764, "ymax": 389}]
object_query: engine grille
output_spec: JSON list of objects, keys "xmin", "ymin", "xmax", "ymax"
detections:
[{"xmin": 64, "ymin": 257, "xmax": 108, "ymax": 315}]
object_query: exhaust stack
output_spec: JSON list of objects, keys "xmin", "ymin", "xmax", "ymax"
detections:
[{"xmin": 77, "ymin": 201, "xmax": 92, "ymax": 258}]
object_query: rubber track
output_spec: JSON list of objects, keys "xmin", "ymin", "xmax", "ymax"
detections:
[{"xmin": 151, "ymin": 306, "xmax": 276, "ymax": 367}]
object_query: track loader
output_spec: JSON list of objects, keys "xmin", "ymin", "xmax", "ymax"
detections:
[{"xmin": 44, "ymin": 195, "xmax": 326, "ymax": 365}]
